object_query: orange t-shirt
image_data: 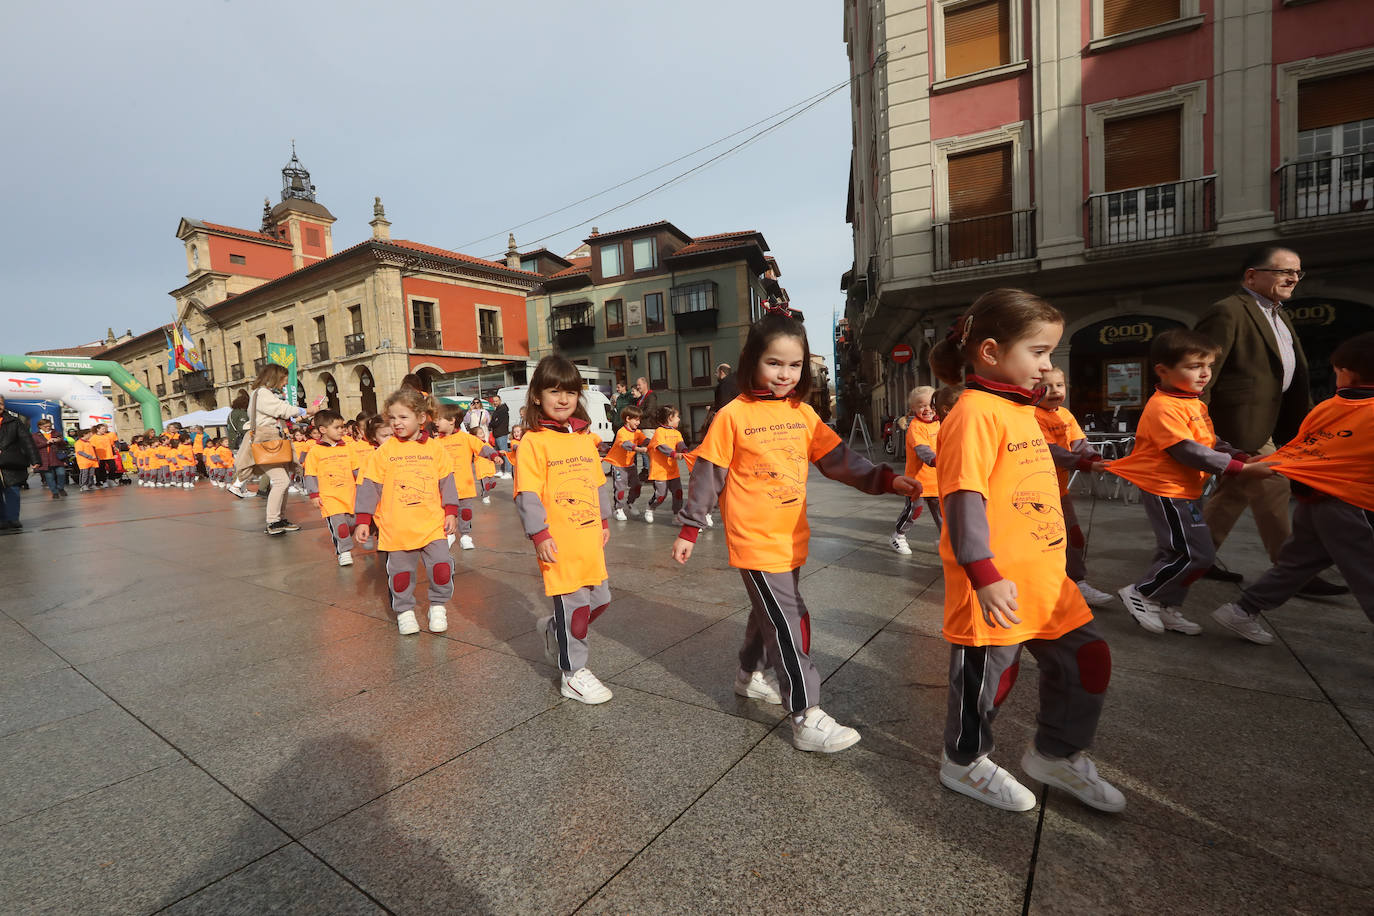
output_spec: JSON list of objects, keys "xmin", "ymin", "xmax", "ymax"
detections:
[
  {"xmin": 1034, "ymin": 405, "xmax": 1087, "ymax": 496},
  {"xmin": 304, "ymin": 441, "xmax": 360, "ymax": 518},
  {"xmin": 91, "ymin": 432, "xmax": 116, "ymax": 460},
  {"xmin": 75, "ymin": 440, "xmax": 99, "ymax": 469},
  {"xmin": 515, "ymin": 428, "xmax": 608, "ymax": 597},
  {"xmin": 605, "ymin": 427, "xmax": 646, "ymax": 468},
  {"xmin": 648, "ymin": 427, "xmax": 684, "ymax": 481},
  {"xmin": 359, "ymin": 435, "xmax": 455, "ymax": 552},
  {"xmin": 217, "ymin": 445, "xmax": 234, "ymax": 468},
  {"xmin": 937, "ymin": 389, "xmax": 1093, "ymax": 647},
  {"xmin": 294, "ymin": 439, "xmax": 314, "ymax": 464},
  {"xmin": 474, "ymin": 432, "xmax": 497, "ymax": 480},
  {"xmin": 437, "ymin": 430, "xmax": 488, "ymax": 499},
  {"xmin": 694, "ymin": 397, "xmax": 840, "ymax": 573},
  {"xmin": 904, "ymin": 418, "xmax": 939, "ymax": 491},
  {"xmin": 1108, "ymin": 389, "xmax": 1217, "ymax": 500},
  {"xmin": 191, "ymin": 433, "xmax": 206, "ymax": 455},
  {"xmin": 1260, "ymin": 392, "xmax": 1374, "ymax": 511}
]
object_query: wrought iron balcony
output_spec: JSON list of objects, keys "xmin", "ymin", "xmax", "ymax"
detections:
[
  {"xmin": 413, "ymin": 329, "xmax": 442, "ymax": 350},
  {"xmin": 181, "ymin": 370, "xmax": 213, "ymax": 392},
  {"xmin": 1085, "ymin": 176, "xmax": 1215, "ymax": 248},
  {"xmin": 155, "ymin": 383, "xmax": 166, "ymax": 397},
  {"xmin": 933, "ymin": 209, "xmax": 1037, "ymax": 271},
  {"xmin": 550, "ymin": 303, "xmax": 594, "ymax": 350},
  {"xmin": 230, "ymin": 363, "xmax": 245, "ymax": 380},
  {"xmin": 479, "ymin": 334, "xmax": 504, "ymax": 355},
  {"xmin": 344, "ymin": 333, "xmax": 366, "ymax": 356},
  {"xmin": 671, "ymin": 282, "xmax": 719, "ymax": 332},
  {"xmin": 1276, "ymin": 152, "xmax": 1374, "ymax": 222},
  {"xmin": 310, "ymin": 341, "xmax": 329, "ymax": 363}
]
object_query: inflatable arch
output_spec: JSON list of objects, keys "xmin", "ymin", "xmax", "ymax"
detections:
[{"xmin": 0, "ymin": 355, "xmax": 162, "ymax": 432}]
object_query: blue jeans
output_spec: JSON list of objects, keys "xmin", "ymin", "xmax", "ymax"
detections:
[
  {"xmin": 41, "ymin": 468, "xmax": 67, "ymax": 495},
  {"xmin": 0, "ymin": 484, "xmax": 19, "ymax": 523},
  {"xmin": 495, "ymin": 435, "xmax": 509, "ymax": 453}
]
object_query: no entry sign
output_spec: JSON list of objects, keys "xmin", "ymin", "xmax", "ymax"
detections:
[{"xmin": 891, "ymin": 344, "xmax": 914, "ymax": 364}]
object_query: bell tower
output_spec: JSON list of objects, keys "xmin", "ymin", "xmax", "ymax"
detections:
[{"xmin": 264, "ymin": 143, "xmax": 337, "ymax": 269}]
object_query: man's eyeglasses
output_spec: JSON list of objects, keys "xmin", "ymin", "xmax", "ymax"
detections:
[{"xmin": 1253, "ymin": 268, "xmax": 1305, "ymax": 280}]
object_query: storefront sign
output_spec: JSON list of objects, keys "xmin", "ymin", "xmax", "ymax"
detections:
[
  {"xmin": 1105, "ymin": 361, "xmax": 1143, "ymax": 408},
  {"xmin": 1098, "ymin": 322, "xmax": 1156, "ymax": 346},
  {"xmin": 1288, "ymin": 303, "xmax": 1337, "ymax": 326}
]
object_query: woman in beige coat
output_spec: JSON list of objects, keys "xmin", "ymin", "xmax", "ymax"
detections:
[{"xmin": 228, "ymin": 363, "xmax": 319, "ymax": 534}]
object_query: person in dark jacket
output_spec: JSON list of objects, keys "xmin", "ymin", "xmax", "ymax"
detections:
[
  {"xmin": 490, "ymin": 395, "xmax": 511, "ymax": 450},
  {"xmin": 227, "ymin": 391, "xmax": 250, "ymax": 450},
  {"xmin": 31, "ymin": 418, "xmax": 68, "ymax": 499},
  {"xmin": 0, "ymin": 395, "xmax": 41, "ymax": 532}
]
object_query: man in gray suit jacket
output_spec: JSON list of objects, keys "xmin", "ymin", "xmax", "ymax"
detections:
[{"xmin": 1196, "ymin": 245, "xmax": 1346, "ymax": 596}]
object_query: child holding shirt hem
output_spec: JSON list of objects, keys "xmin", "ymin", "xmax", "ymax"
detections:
[
  {"xmin": 305, "ymin": 410, "xmax": 362, "ymax": 567},
  {"xmin": 673, "ymin": 309, "xmax": 919, "ymax": 753},
  {"xmin": 645, "ymin": 406, "xmax": 685, "ymax": 524},
  {"xmin": 434, "ymin": 404, "xmax": 500, "ymax": 550},
  {"xmin": 891, "ymin": 385, "xmax": 942, "ymax": 554},
  {"xmin": 605, "ymin": 405, "xmax": 648, "ymax": 521},
  {"xmin": 930, "ymin": 288, "xmax": 1124, "ymax": 814}
]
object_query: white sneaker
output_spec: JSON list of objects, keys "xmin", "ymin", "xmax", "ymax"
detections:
[
  {"xmin": 396, "ymin": 610, "xmax": 420, "ymax": 635},
  {"xmin": 939, "ymin": 753, "xmax": 1037, "ymax": 812},
  {"xmin": 890, "ymin": 534, "xmax": 912, "ymax": 555},
  {"xmin": 481, "ymin": 495, "xmax": 491, "ymax": 505},
  {"xmin": 288, "ymin": 485, "xmax": 301, "ymax": 494},
  {"xmin": 1157, "ymin": 606, "xmax": 1203, "ymax": 635},
  {"xmin": 643, "ymin": 509, "xmax": 654, "ymax": 523},
  {"xmin": 227, "ymin": 483, "xmax": 248, "ymax": 499},
  {"xmin": 500, "ymin": 471, "xmax": 512, "ymax": 479},
  {"xmin": 734, "ymin": 669, "xmax": 783, "ymax": 705},
  {"xmin": 459, "ymin": 535, "xmax": 475, "ymax": 550},
  {"xmin": 613, "ymin": 508, "xmax": 627, "ymax": 521},
  {"xmin": 561, "ymin": 668, "xmax": 612, "ymax": 704},
  {"xmin": 447, "ymin": 533, "xmax": 455, "ymax": 547},
  {"xmin": 1076, "ymin": 581, "xmax": 1115, "ymax": 608},
  {"xmin": 704, "ymin": 514, "xmax": 714, "ymax": 528},
  {"xmin": 1210, "ymin": 602, "xmax": 1275, "ymax": 645},
  {"xmin": 791, "ymin": 706, "xmax": 861, "ymax": 753},
  {"xmin": 428, "ymin": 605, "xmax": 448, "ymax": 633},
  {"xmin": 337, "ymin": 550, "xmax": 353, "ymax": 567},
  {"xmin": 1117, "ymin": 585, "xmax": 1165, "ymax": 634},
  {"xmin": 1020, "ymin": 747, "xmax": 1126, "ymax": 813}
]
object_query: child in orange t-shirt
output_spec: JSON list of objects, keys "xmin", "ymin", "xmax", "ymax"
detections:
[
  {"xmin": 1108, "ymin": 329, "xmax": 1273, "ymax": 636},
  {"xmin": 672, "ymin": 309, "xmax": 917, "ymax": 752},
  {"xmin": 90, "ymin": 423, "xmax": 116, "ymax": 488},
  {"xmin": 75, "ymin": 430, "xmax": 100, "ymax": 491},
  {"xmin": 434, "ymin": 404, "xmax": 500, "ymax": 551},
  {"xmin": 176, "ymin": 434, "xmax": 197, "ymax": 488},
  {"xmin": 305, "ymin": 410, "xmax": 363, "ymax": 567},
  {"xmin": 353, "ymin": 390, "xmax": 459, "ymax": 635},
  {"xmin": 891, "ymin": 386, "xmax": 942, "ymax": 554},
  {"xmin": 515, "ymin": 357, "xmax": 615, "ymax": 705},
  {"xmin": 214, "ymin": 439, "xmax": 235, "ymax": 486},
  {"xmin": 604, "ymin": 405, "xmax": 647, "ymax": 521},
  {"xmin": 1211, "ymin": 331, "xmax": 1374, "ymax": 642},
  {"xmin": 929, "ymin": 289, "xmax": 1124, "ymax": 815},
  {"xmin": 1034, "ymin": 368, "xmax": 1113, "ymax": 607},
  {"xmin": 644, "ymin": 406, "xmax": 686, "ymax": 524}
]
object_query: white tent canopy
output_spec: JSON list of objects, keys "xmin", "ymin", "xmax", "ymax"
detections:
[{"xmin": 163, "ymin": 407, "xmax": 232, "ymax": 428}]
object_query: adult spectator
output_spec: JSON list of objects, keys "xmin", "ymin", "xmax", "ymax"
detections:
[
  {"xmin": 1196, "ymin": 245, "xmax": 1345, "ymax": 596},
  {"xmin": 227, "ymin": 363, "xmax": 319, "ymax": 534},
  {"xmin": 0, "ymin": 395, "xmax": 41, "ymax": 533},
  {"xmin": 227, "ymin": 392, "xmax": 250, "ymax": 450},
  {"xmin": 712, "ymin": 362, "xmax": 739, "ymax": 411},
  {"xmin": 490, "ymin": 394, "xmax": 510, "ymax": 450},
  {"xmin": 32, "ymin": 419, "xmax": 68, "ymax": 499},
  {"xmin": 612, "ymin": 381, "xmax": 632, "ymax": 431},
  {"xmin": 631, "ymin": 377, "xmax": 659, "ymax": 475}
]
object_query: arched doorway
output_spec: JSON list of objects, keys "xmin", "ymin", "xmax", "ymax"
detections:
[
  {"xmin": 1069, "ymin": 315, "xmax": 1185, "ymax": 432},
  {"xmin": 319, "ymin": 372, "xmax": 341, "ymax": 414},
  {"xmin": 414, "ymin": 365, "xmax": 442, "ymax": 393},
  {"xmin": 356, "ymin": 366, "xmax": 377, "ymax": 416},
  {"xmin": 1287, "ymin": 298, "xmax": 1374, "ymax": 401}
]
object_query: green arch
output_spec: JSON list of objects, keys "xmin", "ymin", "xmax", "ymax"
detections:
[{"xmin": 0, "ymin": 354, "xmax": 163, "ymax": 432}]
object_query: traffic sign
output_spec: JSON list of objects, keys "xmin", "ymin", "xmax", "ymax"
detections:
[{"xmin": 891, "ymin": 344, "xmax": 914, "ymax": 364}]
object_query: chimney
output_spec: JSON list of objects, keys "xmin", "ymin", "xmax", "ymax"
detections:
[
  {"xmin": 369, "ymin": 196, "xmax": 392, "ymax": 241},
  {"xmin": 505, "ymin": 233, "xmax": 520, "ymax": 269}
]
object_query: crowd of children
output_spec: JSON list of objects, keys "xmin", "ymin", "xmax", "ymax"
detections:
[{"xmin": 62, "ymin": 285, "xmax": 1371, "ymax": 821}]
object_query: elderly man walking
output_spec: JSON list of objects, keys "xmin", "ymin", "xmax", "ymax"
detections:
[{"xmin": 1196, "ymin": 245, "xmax": 1346, "ymax": 596}]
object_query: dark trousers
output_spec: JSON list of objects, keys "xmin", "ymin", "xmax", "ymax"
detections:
[
  {"xmin": 1136, "ymin": 493, "xmax": 1215, "ymax": 607},
  {"xmin": 1241, "ymin": 499, "xmax": 1374, "ymax": 623},
  {"xmin": 40, "ymin": 468, "xmax": 67, "ymax": 495},
  {"xmin": 0, "ymin": 484, "xmax": 19, "ymax": 523}
]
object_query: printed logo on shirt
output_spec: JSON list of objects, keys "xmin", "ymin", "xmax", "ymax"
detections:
[
  {"xmin": 1010, "ymin": 470, "xmax": 1065, "ymax": 548},
  {"xmin": 396, "ymin": 473, "xmax": 429, "ymax": 507},
  {"xmin": 554, "ymin": 490, "xmax": 599, "ymax": 527},
  {"xmin": 750, "ymin": 445, "xmax": 806, "ymax": 506}
]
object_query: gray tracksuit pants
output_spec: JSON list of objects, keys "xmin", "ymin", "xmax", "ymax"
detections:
[
  {"xmin": 944, "ymin": 620, "xmax": 1110, "ymax": 765},
  {"xmin": 386, "ymin": 539, "xmax": 453, "ymax": 617},
  {"xmin": 545, "ymin": 579, "xmax": 612, "ymax": 672},
  {"xmin": 1240, "ymin": 498, "xmax": 1374, "ymax": 623},
  {"xmin": 895, "ymin": 496, "xmax": 943, "ymax": 535},
  {"xmin": 649, "ymin": 478, "xmax": 683, "ymax": 513},
  {"xmin": 739, "ymin": 569, "xmax": 819, "ymax": 714},
  {"xmin": 326, "ymin": 513, "xmax": 354, "ymax": 555},
  {"xmin": 1063, "ymin": 493, "xmax": 1086, "ymax": 583},
  {"xmin": 457, "ymin": 497, "xmax": 474, "ymax": 536},
  {"xmin": 610, "ymin": 466, "xmax": 641, "ymax": 511},
  {"xmin": 1135, "ymin": 492, "xmax": 1216, "ymax": 607}
]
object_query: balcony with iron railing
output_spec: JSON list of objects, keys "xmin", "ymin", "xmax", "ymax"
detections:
[
  {"xmin": 549, "ymin": 303, "xmax": 594, "ymax": 350},
  {"xmin": 413, "ymin": 329, "xmax": 442, "ymax": 350},
  {"xmin": 670, "ymin": 282, "xmax": 719, "ymax": 332},
  {"xmin": 932, "ymin": 209, "xmax": 1036, "ymax": 271},
  {"xmin": 479, "ymin": 334, "xmax": 503, "ymax": 355},
  {"xmin": 1085, "ymin": 176, "xmax": 1215, "ymax": 248},
  {"xmin": 310, "ymin": 341, "xmax": 329, "ymax": 363},
  {"xmin": 1276, "ymin": 151, "xmax": 1374, "ymax": 222},
  {"xmin": 155, "ymin": 383, "xmax": 166, "ymax": 397},
  {"xmin": 230, "ymin": 363, "xmax": 245, "ymax": 380},
  {"xmin": 182, "ymin": 369, "xmax": 213, "ymax": 392},
  {"xmin": 344, "ymin": 333, "xmax": 366, "ymax": 356}
]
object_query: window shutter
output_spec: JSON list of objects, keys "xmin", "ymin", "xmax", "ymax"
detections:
[
  {"xmin": 1299, "ymin": 69, "xmax": 1374, "ymax": 132},
  {"xmin": 948, "ymin": 145, "xmax": 1013, "ymax": 218},
  {"xmin": 944, "ymin": 0, "xmax": 1009, "ymax": 79},
  {"xmin": 1104, "ymin": 109, "xmax": 1181, "ymax": 191},
  {"xmin": 1102, "ymin": 0, "xmax": 1180, "ymax": 37}
]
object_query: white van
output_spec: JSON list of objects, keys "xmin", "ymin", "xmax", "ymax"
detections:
[{"xmin": 496, "ymin": 385, "xmax": 615, "ymax": 444}]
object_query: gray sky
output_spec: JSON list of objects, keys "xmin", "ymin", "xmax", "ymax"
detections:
[{"xmin": 1, "ymin": 0, "xmax": 851, "ymax": 365}]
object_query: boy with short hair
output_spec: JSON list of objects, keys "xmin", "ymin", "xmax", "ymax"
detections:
[
  {"xmin": 890, "ymin": 386, "xmax": 941, "ymax": 554},
  {"xmin": 74, "ymin": 430, "xmax": 99, "ymax": 491},
  {"xmin": 433, "ymin": 404, "xmax": 500, "ymax": 550},
  {"xmin": 304, "ymin": 410, "xmax": 362, "ymax": 567},
  {"xmin": 1108, "ymin": 329, "xmax": 1276, "ymax": 635},
  {"xmin": 1212, "ymin": 331, "xmax": 1374, "ymax": 642},
  {"xmin": 604, "ymin": 405, "xmax": 648, "ymax": 521}
]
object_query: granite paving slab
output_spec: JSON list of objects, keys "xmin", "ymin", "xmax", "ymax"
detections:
[
  {"xmin": 0, "ymin": 665, "xmax": 110, "ymax": 739},
  {"xmin": 161, "ymin": 843, "xmax": 385, "ymax": 915}
]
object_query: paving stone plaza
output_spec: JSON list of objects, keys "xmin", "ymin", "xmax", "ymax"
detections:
[{"xmin": 2, "ymin": 470, "xmax": 1371, "ymax": 914}]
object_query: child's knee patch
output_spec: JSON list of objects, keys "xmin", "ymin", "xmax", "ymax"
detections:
[
  {"xmin": 460, "ymin": 509, "xmax": 472, "ymax": 521},
  {"xmin": 993, "ymin": 662, "xmax": 1020, "ymax": 706},
  {"xmin": 391, "ymin": 572, "xmax": 411, "ymax": 594},
  {"xmin": 336, "ymin": 523, "xmax": 350, "ymax": 538},
  {"xmin": 570, "ymin": 605, "xmax": 591, "ymax": 639},
  {"xmin": 432, "ymin": 563, "xmax": 451, "ymax": 586},
  {"xmin": 1077, "ymin": 640, "xmax": 1112, "ymax": 694}
]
